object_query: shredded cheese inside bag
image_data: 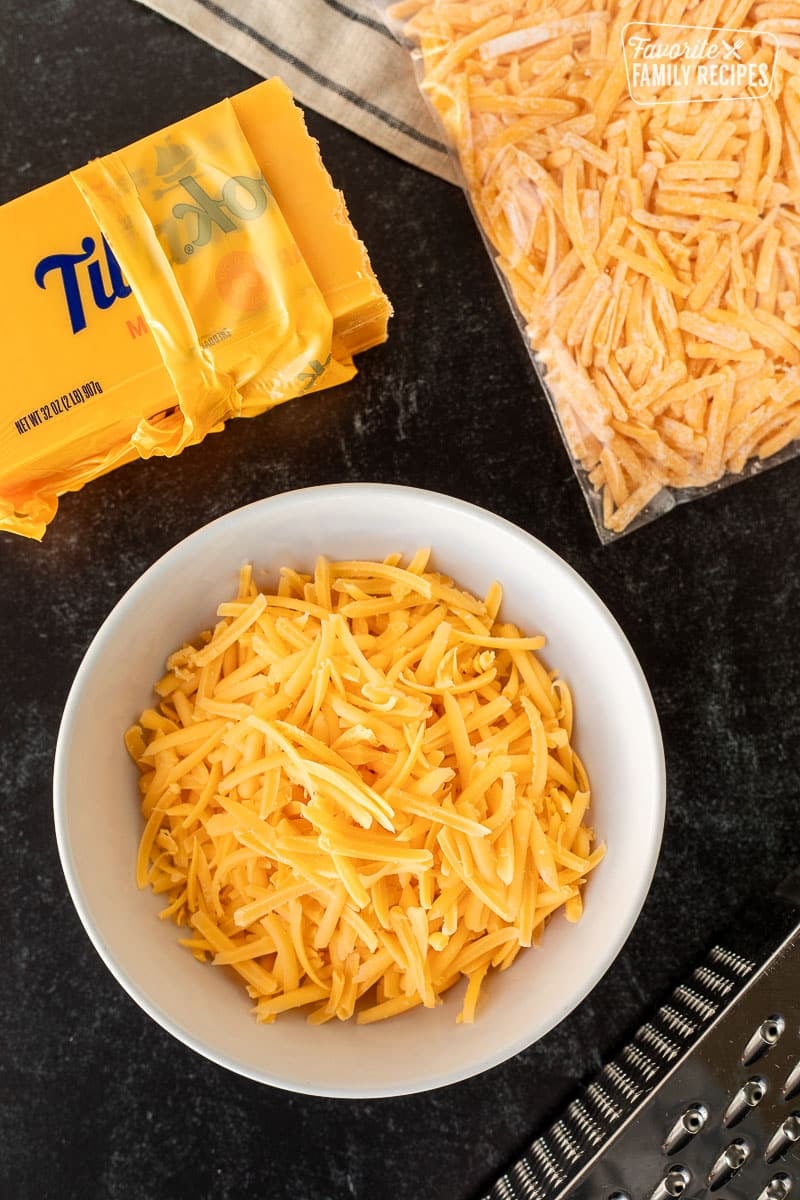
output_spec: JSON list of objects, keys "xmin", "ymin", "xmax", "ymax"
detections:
[
  {"xmin": 126, "ymin": 551, "xmax": 602, "ymax": 1025},
  {"xmin": 391, "ymin": 0, "xmax": 800, "ymax": 535}
]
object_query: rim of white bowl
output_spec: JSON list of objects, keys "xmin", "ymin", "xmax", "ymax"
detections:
[{"xmin": 53, "ymin": 482, "xmax": 666, "ymax": 1096}]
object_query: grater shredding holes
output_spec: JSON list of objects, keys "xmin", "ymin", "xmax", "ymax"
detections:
[
  {"xmin": 757, "ymin": 1173, "xmax": 792, "ymax": 1199},
  {"xmin": 484, "ymin": 920, "xmax": 800, "ymax": 1200},
  {"xmin": 764, "ymin": 1112, "xmax": 800, "ymax": 1162},
  {"xmin": 707, "ymin": 1138, "xmax": 750, "ymax": 1189},
  {"xmin": 742, "ymin": 1015, "xmax": 786, "ymax": 1065},
  {"xmin": 722, "ymin": 1075, "xmax": 768, "ymax": 1126},
  {"xmin": 648, "ymin": 1164, "xmax": 692, "ymax": 1198},
  {"xmin": 783, "ymin": 1060, "xmax": 800, "ymax": 1101},
  {"xmin": 663, "ymin": 1104, "xmax": 709, "ymax": 1154}
]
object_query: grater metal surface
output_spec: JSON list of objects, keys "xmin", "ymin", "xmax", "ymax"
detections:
[{"xmin": 486, "ymin": 882, "xmax": 800, "ymax": 1200}]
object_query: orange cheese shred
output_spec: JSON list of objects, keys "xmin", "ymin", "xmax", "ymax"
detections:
[
  {"xmin": 127, "ymin": 552, "xmax": 602, "ymax": 1025},
  {"xmin": 392, "ymin": 0, "xmax": 800, "ymax": 534}
]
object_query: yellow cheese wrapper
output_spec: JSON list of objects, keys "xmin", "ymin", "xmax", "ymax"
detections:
[
  {"xmin": 0, "ymin": 85, "xmax": 380, "ymax": 541},
  {"xmin": 73, "ymin": 98, "xmax": 349, "ymax": 456}
]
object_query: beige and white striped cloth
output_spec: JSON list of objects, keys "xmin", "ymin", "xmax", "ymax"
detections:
[{"xmin": 134, "ymin": 0, "xmax": 457, "ymax": 182}]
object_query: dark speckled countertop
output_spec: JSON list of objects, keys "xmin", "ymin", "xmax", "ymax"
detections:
[{"xmin": 3, "ymin": 3, "xmax": 800, "ymax": 1198}]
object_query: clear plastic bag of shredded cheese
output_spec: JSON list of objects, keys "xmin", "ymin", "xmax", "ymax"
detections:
[{"xmin": 378, "ymin": 0, "xmax": 800, "ymax": 541}]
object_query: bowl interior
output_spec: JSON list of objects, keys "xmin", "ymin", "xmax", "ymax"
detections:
[{"xmin": 54, "ymin": 484, "xmax": 665, "ymax": 1097}]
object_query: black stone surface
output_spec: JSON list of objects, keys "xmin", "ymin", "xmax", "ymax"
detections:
[{"xmin": 2, "ymin": 3, "xmax": 800, "ymax": 1198}]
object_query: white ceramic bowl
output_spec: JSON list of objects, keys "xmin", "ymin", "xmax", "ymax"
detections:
[{"xmin": 54, "ymin": 483, "xmax": 665, "ymax": 1097}]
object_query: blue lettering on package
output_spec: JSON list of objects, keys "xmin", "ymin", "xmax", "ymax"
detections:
[{"xmin": 34, "ymin": 235, "xmax": 132, "ymax": 335}]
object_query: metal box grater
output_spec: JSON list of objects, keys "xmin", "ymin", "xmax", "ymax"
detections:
[{"xmin": 485, "ymin": 875, "xmax": 800, "ymax": 1200}]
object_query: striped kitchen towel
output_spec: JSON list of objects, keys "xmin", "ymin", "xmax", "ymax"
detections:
[{"xmin": 133, "ymin": 0, "xmax": 457, "ymax": 182}]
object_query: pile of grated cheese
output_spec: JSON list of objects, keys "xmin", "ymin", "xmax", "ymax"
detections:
[
  {"xmin": 393, "ymin": 0, "xmax": 800, "ymax": 534},
  {"xmin": 125, "ymin": 550, "xmax": 603, "ymax": 1025}
]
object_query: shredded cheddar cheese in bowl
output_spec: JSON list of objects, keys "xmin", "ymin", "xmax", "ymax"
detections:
[
  {"xmin": 126, "ymin": 550, "xmax": 603, "ymax": 1026},
  {"xmin": 391, "ymin": 0, "xmax": 800, "ymax": 535},
  {"xmin": 55, "ymin": 483, "xmax": 664, "ymax": 1094}
]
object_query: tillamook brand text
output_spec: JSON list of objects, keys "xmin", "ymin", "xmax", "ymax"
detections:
[
  {"xmin": 33, "ymin": 173, "xmax": 273, "ymax": 334},
  {"xmin": 166, "ymin": 172, "xmax": 272, "ymax": 261},
  {"xmin": 34, "ymin": 235, "xmax": 132, "ymax": 335}
]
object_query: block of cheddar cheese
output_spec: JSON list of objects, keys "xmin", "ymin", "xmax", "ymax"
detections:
[
  {"xmin": 1, "ymin": 79, "xmax": 391, "ymax": 540},
  {"xmin": 233, "ymin": 81, "xmax": 392, "ymax": 357}
]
